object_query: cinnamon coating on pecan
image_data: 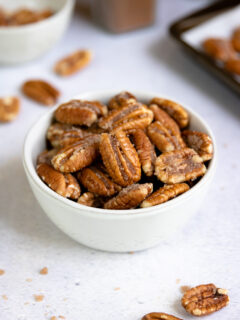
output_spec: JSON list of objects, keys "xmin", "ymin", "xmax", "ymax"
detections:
[
  {"xmin": 108, "ymin": 91, "xmax": 137, "ymax": 110},
  {"xmin": 37, "ymin": 149, "xmax": 58, "ymax": 166},
  {"xmin": 0, "ymin": 96, "xmax": 20, "ymax": 122},
  {"xmin": 77, "ymin": 192, "xmax": 96, "ymax": 207}
]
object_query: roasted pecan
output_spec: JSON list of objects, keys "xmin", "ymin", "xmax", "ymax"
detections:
[
  {"xmin": 47, "ymin": 123, "xmax": 91, "ymax": 148},
  {"xmin": 98, "ymin": 103, "xmax": 153, "ymax": 132},
  {"xmin": 202, "ymin": 38, "xmax": 237, "ymax": 62},
  {"xmin": 141, "ymin": 183, "xmax": 189, "ymax": 208},
  {"xmin": 99, "ymin": 131, "xmax": 141, "ymax": 186},
  {"xmin": 142, "ymin": 312, "xmax": 183, "ymax": 320},
  {"xmin": 104, "ymin": 183, "xmax": 153, "ymax": 209},
  {"xmin": 128, "ymin": 129, "xmax": 156, "ymax": 176},
  {"xmin": 225, "ymin": 58, "xmax": 240, "ymax": 75},
  {"xmin": 22, "ymin": 80, "xmax": 60, "ymax": 106},
  {"xmin": 232, "ymin": 27, "xmax": 240, "ymax": 52},
  {"xmin": 37, "ymin": 149, "xmax": 58, "ymax": 166},
  {"xmin": 77, "ymin": 192, "xmax": 96, "ymax": 207},
  {"xmin": 55, "ymin": 100, "xmax": 107, "ymax": 127},
  {"xmin": 155, "ymin": 148, "xmax": 206, "ymax": 184},
  {"xmin": 78, "ymin": 166, "xmax": 121, "ymax": 196},
  {"xmin": 150, "ymin": 98, "xmax": 189, "ymax": 129},
  {"xmin": 54, "ymin": 50, "xmax": 92, "ymax": 76},
  {"xmin": 147, "ymin": 121, "xmax": 185, "ymax": 153},
  {"xmin": 51, "ymin": 134, "xmax": 100, "ymax": 173},
  {"xmin": 108, "ymin": 91, "xmax": 137, "ymax": 110},
  {"xmin": 0, "ymin": 96, "xmax": 20, "ymax": 122},
  {"xmin": 182, "ymin": 283, "xmax": 229, "ymax": 316},
  {"xmin": 37, "ymin": 163, "xmax": 80, "ymax": 199},
  {"xmin": 182, "ymin": 130, "xmax": 213, "ymax": 162}
]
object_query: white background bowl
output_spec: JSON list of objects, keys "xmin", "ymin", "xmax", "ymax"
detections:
[
  {"xmin": 0, "ymin": 0, "xmax": 75, "ymax": 64},
  {"xmin": 23, "ymin": 90, "xmax": 217, "ymax": 252}
]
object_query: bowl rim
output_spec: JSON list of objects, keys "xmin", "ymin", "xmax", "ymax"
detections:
[
  {"xmin": 0, "ymin": 0, "xmax": 75, "ymax": 32},
  {"xmin": 23, "ymin": 89, "xmax": 217, "ymax": 219}
]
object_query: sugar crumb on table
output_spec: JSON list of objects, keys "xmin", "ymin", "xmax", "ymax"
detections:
[
  {"xmin": 33, "ymin": 294, "xmax": 44, "ymax": 302},
  {"xmin": 39, "ymin": 266, "xmax": 48, "ymax": 275},
  {"xmin": 0, "ymin": 269, "xmax": 5, "ymax": 275}
]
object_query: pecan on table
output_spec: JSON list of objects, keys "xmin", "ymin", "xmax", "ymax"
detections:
[
  {"xmin": 232, "ymin": 27, "xmax": 240, "ymax": 52},
  {"xmin": 37, "ymin": 149, "xmax": 58, "ymax": 166},
  {"xmin": 141, "ymin": 183, "xmax": 189, "ymax": 208},
  {"xmin": 54, "ymin": 50, "xmax": 92, "ymax": 76},
  {"xmin": 104, "ymin": 183, "xmax": 153, "ymax": 209},
  {"xmin": 150, "ymin": 97, "xmax": 189, "ymax": 129},
  {"xmin": 202, "ymin": 38, "xmax": 237, "ymax": 62},
  {"xmin": 182, "ymin": 283, "xmax": 229, "ymax": 316},
  {"xmin": 225, "ymin": 58, "xmax": 240, "ymax": 75},
  {"xmin": 55, "ymin": 100, "xmax": 107, "ymax": 127},
  {"xmin": 182, "ymin": 130, "xmax": 213, "ymax": 162},
  {"xmin": 22, "ymin": 80, "xmax": 60, "ymax": 106},
  {"xmin": 142, "ymin": 312, "xmax": 183, "ymax": 320},
  {"xmin": 0, "ymin": 96, "xmax": 20, "ymax": 122},
  {"xmin": 155, "ymin": 148, "xmax": 206, "ymax": 184},
  {"xmin": 108, "ymin": 91, "xmax": 137, "ymax": 110},
  {"xmin": 99, "ymin": 131, "xmax": 141, "ymax": 186}
]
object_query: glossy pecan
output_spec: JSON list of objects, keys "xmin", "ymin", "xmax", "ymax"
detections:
[
  {"xmin": 54, "ymin": 50, "xmax": 92, "ymax": 76},
  {"xmin": 142, "ymin": 313, "xmax": 183, "ymax": 320},
  {"xmin": 78, "ymin": 166, "xmax": 121, "ymax": 196},
  {"xmin": 108, "ymin": 91, "xmax": 137, "ymax": 110},
  {"xmin": 232, "ymin": 27, "xmax": 240, "ymax": 52},
  {"xmin": 98, "ymin": 102, "xmax": 153, "ymax": 131},
  {"xmin": 182, "ymin": 130, "xmax": 213, "ymax": 162},
  {"xmin": 51, "ymin": 134, "xmax": 100, "ymax": 173},
  {"xmin": 22, "ymin": 80, "xmax": 60, "ymax": 106},
  {"xmin": 155, "ymin": 148, "xmax": 206, "ymax": 184},
  {"xmin": 99, "ymin": 131, "xmax": 141, "ymax": 186},
  {"xmin": 141, "ymin": 183, "xmax": 189, "ymax": 208},
  {"xmin": 128, "ymin": 129, "xmax": 156, "ymax": 176},
  {"xmin": 147, "ymin": 121, "xmax": 185, "ymax": 153},
  {"xmin": 37, "ymin": 149, "xmax": 58, "ymax": 166},
  {"xmin": 104, "ymin": 183, "xmax": 153, "ymax": 209},
  {"xmin": 55, "ymin": 100, "xmax": 107, "ymax": 126},
  {"xmin": 202, "ymin": 38, "xmax": 237, "ymax": 62},
  {"xmin": 0, "ymin": 97, "xmax": 20, "ymax": 122},
  {"xmin": 225, "ymin": 58, "xmax": 240, "ymax": 75},
  {"xmin": 150, "ymin": 98, "xmax": 189, "ymax": 129},
  {"xmin": 182, "ymin": 284, "xmax": 229, "ymax": 316}
]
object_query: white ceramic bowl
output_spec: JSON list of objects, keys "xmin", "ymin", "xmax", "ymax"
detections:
[
  {"xmin": 0, "ymin": 0, "xmax": 75, "ymax": 64},
  {"xmin": 23, "ymin": 90, "xmax": 217, "ymax": 252}
]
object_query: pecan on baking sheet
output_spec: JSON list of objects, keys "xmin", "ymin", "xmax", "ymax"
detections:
[
  {"xmin": 202, "ymin": 38, "xmax": 237, "ymax": 62},
  {"xmin": 232, "ymin": 26, "xmax": 240, "ymax": 52}
]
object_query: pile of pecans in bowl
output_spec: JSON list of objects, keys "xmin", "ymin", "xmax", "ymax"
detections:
[{"xmin": 36, "ymin": 91, "xmax": 213, "ymax": 210}]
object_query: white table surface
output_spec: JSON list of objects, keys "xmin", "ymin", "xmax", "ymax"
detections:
[{"xmin": 1, "ymin": 1, "xmax": 240, "ymax": 319}]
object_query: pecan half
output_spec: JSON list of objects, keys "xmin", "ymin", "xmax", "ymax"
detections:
[
  {"xmin": 55, "ymin": 100, "xmax": 107, "ymax": 126},
  {"xmin": 150, "ymin": 98, "xmax": 189, "ymax": 129},
  {"xmin": 147, "ymin": 121, "xmax": 185, "ymax": 153},
  {"xmin": 37, "ymin": 163, "xmax": 80, "ymax": 199},
  {"xmin": 142, "ymin": 312, "xmax": 183, "ymax": 320},
  {"xmin": 99, "ymin": 131, "xmax": 141, "ymax": 186},
  {"xmin": 22, "ymin": 80, "xmax": 60, "ymax": 106},
  {"xmin": 54, "ymin": 50, "xmax": 92, "ymax": 76},
  {"xmin": 78, "ymin": 166, "xmax": 121, "ymax": 196},
  {"xmin": 9, "ymin": 9, "xmax": 39, "ymax": 25},
  {"xmin": 0, "ymin": 97, "xmax": 20, "ymax": 122},
  {"xmin": 202, "ymin": 38, "xmax": 237, "ymax": 62},
  {"xmin": 47, "ymin": 123, "xmax": 91, "ymax": 148},
  {"xmin": 104, "ymin": 183, "xmax": 153, "ymax": 209},
  {"xmin": 182, "ymin": 283, "xmax": 229, "ymax": 316},
  {"xmin": 77, "ymin": 192, "xmax": 96, "ymax": 207},
  {"xmin": 225, "ymin": 58, "xmax": 240, "ymax": 75},
  {"xmin": 108, "ymin": 91, "xmax": 137, "ymax": 110},
  {"xmin": 128, "ymin": 129, "xmax": 156, "ymax": 176},
  {"xmin": 232, "ymin": 27, "xmax": 240, "ymax": 52},
  {"xmin": 155, "ymin": 148, "xmax": 206, "ymax": 184},
  {"xmin": 141, "ymin": 183, "xmax": 189, "ymax": 208},
  {"xmin": 98, "ymin": 103, "xmax": 153, "ymax": 131},
  {"xmin": 182, "ymin": 130, "xmax": 213, "ymax": 162},
  {"xmin": 37, "ymin": 149, "xmax": 58, "ymax": 166},
  {"xmin": 51, "ymin": 134, "xmax": 100, "ymax": 173}
]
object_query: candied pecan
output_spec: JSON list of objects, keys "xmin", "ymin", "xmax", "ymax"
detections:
[
  {"xmin": 141, "ymin": 183, "xmax": 189, "ymax": 208},
  {"xmin": 55, "ymin": 100, "xmax": 107, "ymax": 127},
  {"xmin": 9, "ymin": 9, "xmax": 39, "ymax": 25},
  {"xmin": 150, "ymin": 97, "xmax": 189, "ymax": 128},
  {"xmin": 149, "ymin": 104, "xmax": 180, "ymax": 136},
  {"xmin": 99, "ymin": 131, "xmax": 141, "ymax": 186},
  {"xmin": 98, "ymin": 103, "xmax": 153, "ymax": 132},
  {"xmin": 37, "ymin": 9, "xmax": 53, "ymax": 21},
  {"xmin": 142, "ymin": 312, "xmax": 183, "ymax": 320},
  {"xmin": 78, "ymin": 166, "xmax": 121, "ymax": 196},
  {"xmin": 104, "ymin": 183, "xmax": 153, "ymax": 209},
  {"xmin": 47, "ymin": 123, "xmax": 91, "ymax": 148},
  {"xmin": 0, "ymin": 97, "xmax": 20, "ymax": 122},
  {"xmin": 202, "ymin": 38, "xmax": 237, "ymax": 62},
  {"xmin": 64, "ymin": 173, "xmax": 81, "ymax": 199},
  {"xmin": 182, "ymin": 130, "xmax": 213, "ymax": 162},
  {"xmin": 155, "ymin": 148, "xmax": 206, "ymax": 184},
  {"xmin": 54, "ymin": 50, "xmax": 92, "ymax": 76},
  {"xmin": 37, "ymin": 149, "xmax": 58, "ymax": 166},
  {"xmin": 22, "ymin": 80, "xmax": 60, "ymax": 106},
  {"xmin": 51, "ymin": 134, "xmax": 100, "ymax": 173},
  {"xmin": 77, "ymin": 192, "xmax": 96, "ymax": 207},
  {"xmin": 225, "ymin": 58, "xmax": 240, "ymax": 75},
  {"xmin": 0, "ymin": 8, "xmax": 8, "ymax": 26},
  {"xmin": 232, "ymin": 27, "xmax": 240, "ymax": 52},
  {"xmin": 147, "ymin": 121, "xmax": 185, "ymax": 153},
  {"xmin": 128, "ymin": 129, "xmax": 156, "ymax": 176},
  {"xmin": 108, "ymin": 91, "xmax": 137, "ymax": 110},
  {"xmin": 182, "ymin": 283, "xmax": 229, "ymax": 316}
]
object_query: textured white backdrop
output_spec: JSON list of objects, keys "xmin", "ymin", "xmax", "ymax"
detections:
[{"xmin": 0, "ymin": 1, "xmax": 240, "ymax": 319}]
